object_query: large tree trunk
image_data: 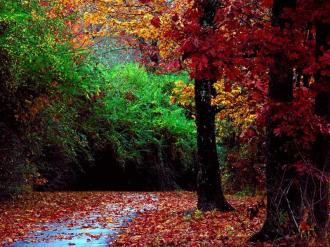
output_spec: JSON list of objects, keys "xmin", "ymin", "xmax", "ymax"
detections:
[
  {"xmin": 195, "ymin": 0, "xmax": 233, "ymax": 211},
  {"xmin": 312, "ymin": 17, "xmax": 330, "ymax": 238},
  {"xmin": 195, "ymin": 79, "xmax": 233, "ymax": 211},
  {"xmin": 250, "ymin": 0, "xmax": 299, "ymax": 241}
]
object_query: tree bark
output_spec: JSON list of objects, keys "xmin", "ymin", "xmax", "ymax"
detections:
[
  {"xmin": 250, "ymin": 0, "xmax": 300, "ymax": 241},
  {"xmin": 195, "ymin": 0, "xmax": 233, "ymax": 211},
  {"xmin": 195, "ymin": 79, "xmax": 233, "ymax": 211},
  {"xmin": 312, "ymin": 17, "xmax": 330, "ymax": 238}
]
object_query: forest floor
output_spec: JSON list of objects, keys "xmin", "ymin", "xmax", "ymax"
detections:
[{"xmin": 0, "ymin": 191, "xmax": 325, "ymax": 247}]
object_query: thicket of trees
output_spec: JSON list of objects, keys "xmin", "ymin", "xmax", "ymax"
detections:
[
  {"xmin": 167, "ymin": 0, "xmax": 329, "ymax": 240},
  {"xmin": 0, "ymin": 0, "xmax": 328, "ymax": 243}
]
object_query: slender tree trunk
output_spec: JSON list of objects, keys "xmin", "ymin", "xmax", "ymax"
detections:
[
  {"xmin": 195, "ymin": 0, "xmax": 233, "ymax": 211},
  {"xmin": 312, "ymin": 18, "xmax": 329, "ymax": 238},
  {"xmin": 195, "ymin": 79, "xmax": 233, "ymax": 211},
  {"xmin": 250, "ymin": 0, "xmax": 299, "ymax": 241}
]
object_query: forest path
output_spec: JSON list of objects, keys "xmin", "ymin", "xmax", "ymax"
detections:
[
  {"xmin": 1, "ymin": 192, "xmax": 158, "ymax": 247},
  {"xmin": 1, "ymin": 192, "xmax": 268, "ymax": 246}
]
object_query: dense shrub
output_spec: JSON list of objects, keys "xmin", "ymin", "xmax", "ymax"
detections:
[
  {"xmin": 79, "ymin": 63, "xmax": 196, "ymax": 190},
  {"xmin": 0, "ymin": 1, "xmax": 197, "ymax": 196},
  {"xmin": 0, "ymin": 0, "xmax": 73, "ymax": 197},
  {"xmin": 89, "ymin": 63, "xmax": 195, "ymax": 164}
]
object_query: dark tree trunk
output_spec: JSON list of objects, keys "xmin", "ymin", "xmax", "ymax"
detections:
[
  {"xmin": 195, "ymin": 79, "xmax": 233, "ymax": 211},
  {"xmin": 250, "ymin": 0, "xmax": 300, "ymax": 242},
  {"xmin": 195, "ymin": 0, "xmax": 233, "ymax": 211},
  {"xmin": 312, "ymin": 18, "xmax": 330, "ymax": 238}
]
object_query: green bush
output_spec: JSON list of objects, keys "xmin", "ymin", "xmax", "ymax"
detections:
[
  {"xmin": 0, "ymin": 0, "xmax": 75, "ymax": 196},
  {"xmin": 0, "ymin": 0, "xmax": 196, "ymax": 194},
  {"xmin": 89, "ymin": 63, "xmax": 196, "ymax": 164}
]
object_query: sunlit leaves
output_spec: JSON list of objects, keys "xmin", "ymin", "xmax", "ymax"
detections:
[{"xmin": 171, "ymin": 79, "xmax": 258, "ymax": 140}]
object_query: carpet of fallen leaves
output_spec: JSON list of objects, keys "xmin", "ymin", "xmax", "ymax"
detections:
[
  {"xmin": 0, "ymin": 192, "xmax": 157, "ymax": 246},
  {"xmin": 113, "ymin": 192, "xmax": 267, "ymax": 247},
  {"xmin": 0, "ymin": 192, "xmax": 328, "ymax": 247}
]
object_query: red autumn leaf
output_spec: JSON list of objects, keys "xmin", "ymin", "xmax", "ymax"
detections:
[
  {"xmin": 224, "ymin": 82, "xmax": 232, "ymax": 92},
  {"xmin": 172, "ymin": 14, "xmax": 179, "ymax": 22},
  {"xmin": 39, "ymin": 1, "xmax": 49, "ymax": 6},
  {"xmin": 139, "ymin": 0, "xmax": 151, "ymax": 3},
  {"xmin": 150, "ymin": 17, "xmax": 161, "ymax": 28},
  {"xmin": 262, "ymin": 0, "xmax": 273, "ymax": 7}
]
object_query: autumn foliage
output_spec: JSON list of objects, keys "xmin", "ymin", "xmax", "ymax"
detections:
[{"xmin": 0, "ymin": 0, "xmax": 329, "ymax": 246}]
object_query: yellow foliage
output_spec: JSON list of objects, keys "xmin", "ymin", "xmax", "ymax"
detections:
[
  {"xmin": 171, "ymin": 80, "xmax": 257, "ymax": 138},
  {"xmin": 170, "ymin": 80, "xmax": 194, "ymax": 107},
  {"xmin": 55, "ymin": 0, "xmax": 191, "ymax": 60},
  {"xmin": 212, "ymin": 80, "xmax": 256, "ymax": 132}
]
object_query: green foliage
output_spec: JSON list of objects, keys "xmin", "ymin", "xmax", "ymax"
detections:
[
  {"xmin": 84, "ymin": 63, "xmax": 196, "ymax": 166},
  {"xmin": 0, "ymin": 0, "xmax": 66, "ymax": 196},
  {"xmin": 1, "ymin": 0, "xmax": 70, "ymax": 91},
  {"xmin": 0, "ymin": 0, "xmax": 196, "ymax": 196}
]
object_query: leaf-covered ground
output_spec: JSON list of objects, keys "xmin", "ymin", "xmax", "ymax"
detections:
[
  {"xmin": 0, "ymin": 192, "xmax": 327, "ymax": 247},
  {"xmin": 0, "ymin": 192, "xmax": 158, "ymax": 246},
  {"xmin": 113, "ymin": 192, "xmax": 265, "ymax": 246},
  {"xmin": 0, "ymin": 192, "xmax": 263, "ymax": 246}
]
